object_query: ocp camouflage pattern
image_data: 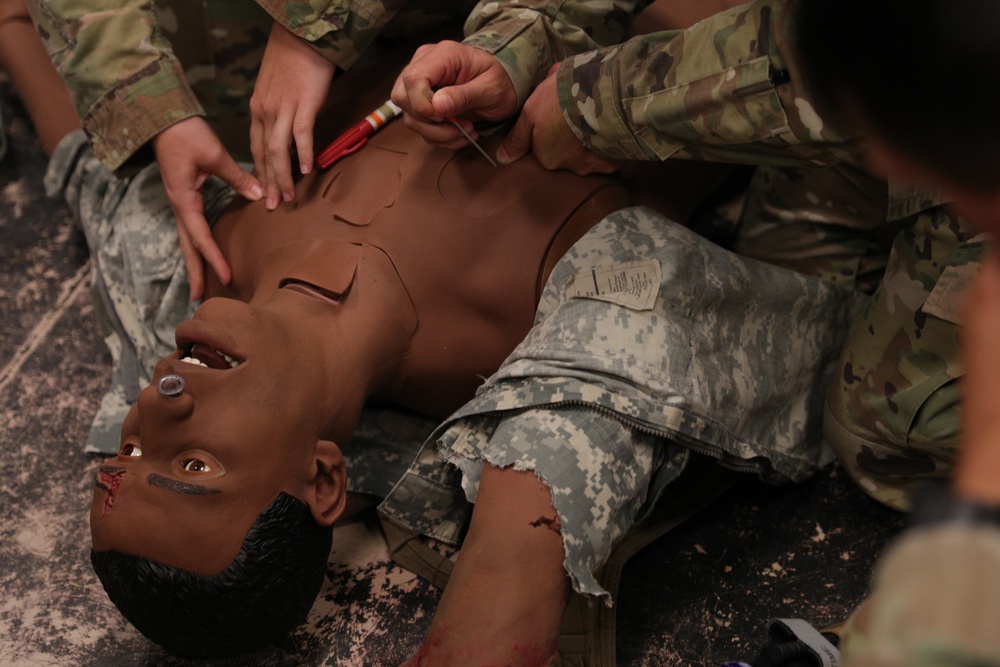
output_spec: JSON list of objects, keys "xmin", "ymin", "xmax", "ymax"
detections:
[
  {"xmin": 26, "ymin": 0, "xmax": 273, "ymax": 170},
  {"xmin": 535, "ymin": 0, "xmax": 974, "ymax": 510},
  {"xmin": 554, "ymin": 0, "xmax": 863, "ymax": 167},
  {"xmin": 255, "ymin": 0, "xmax": 472, "ymax": 73},
  {"xmin": 26, "ymin": 0, "xmax": 460, "ymax": 172},
  {"xmin": 462, "ymin": 0, "xmax": 649, "ymax": 105},
  {"xmin": 825, "ymin": 211, "xmax": 987, "ymax": 510}
]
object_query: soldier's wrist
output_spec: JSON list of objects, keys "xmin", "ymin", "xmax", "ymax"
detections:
[{"xmin": 911, "ymin": 481, "xmax": 1000, "ymax": 528}]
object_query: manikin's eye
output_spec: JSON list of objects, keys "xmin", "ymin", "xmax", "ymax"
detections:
[
  {"xmin": 181, "ymin": 459, "xmax": 211, "ymax": 473},
  {"xmin": 120, "ymin": 443, "xmax": 142, "ymax": 458}
]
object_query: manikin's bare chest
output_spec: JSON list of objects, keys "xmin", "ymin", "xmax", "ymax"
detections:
[{"xmin": 208, "ymin": 124, "xmax": 626, "ymax": 416}]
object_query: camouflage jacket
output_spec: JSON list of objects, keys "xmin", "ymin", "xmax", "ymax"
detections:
[
  {"xmin": 380, "ymin": 206, "xmax": 866, "ymax": 596},
  {"xmin": 466, "ymin": 0, "xmax": 942, "ymax": 218},
  {"xmin": 553, "ymin": 0, "xmax": 860, "ymax": 167},
  {"xmin": 26, "ymin": 0, "xmax": 274, "ymax": 170},
  {"xmin": 462, "ymin": 0, "xmax": 650, "ymax": 106},
  {"xmin": 254, "ymin": 0, "xmax": 459, "ymax": 74},
  {"xmin": 841, "ymin": 524, "xmax": 1000, "ymax": 667},
  {"xmin": 548, "ymin": 0, "xmax": 913, "ymax": 189},
  {"xmin": 25, "ymin": 0, "xmax": 419, "ymax": 172}
]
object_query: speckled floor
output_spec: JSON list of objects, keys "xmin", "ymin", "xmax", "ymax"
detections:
[{"xmin": 0, "ymin": 71, "xmax": 904, "ymax": 667}]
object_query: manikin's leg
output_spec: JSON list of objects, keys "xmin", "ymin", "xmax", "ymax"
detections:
[
  {"xmin": 0, "ymin": 0, "xmax": 79, "ymax": 156},
  {"xmin": 404, "ymin": 465, "xmax": 568, "ymax": 667}
]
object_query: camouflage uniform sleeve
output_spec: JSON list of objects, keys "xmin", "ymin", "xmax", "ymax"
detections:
[
  {"xmin": 462, "ymin": 0, "xmax": 649, "ymax": 107},
  {"xmin": 254, "ymin": 0, "xmax": 406, "ymax": 71},
  {"xmin": 841, "ymin": 525, "xmax": 1000, "ymax": 666},
  {"xmin": 25, "ymin": 0, "xmax": 204, "ymax": 171},
  {"xmin": 555, "ymin": 0, "xmax": 862, "ymax": 167}
]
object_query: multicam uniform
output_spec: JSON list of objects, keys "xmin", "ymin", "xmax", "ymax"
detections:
[
  {"xmin": 25, "ymin": 0, "xmax": 468, "ymax": 171},
  {"xmin": 839, "ymin": 523, "xmax": 1000, "ymax": 667},
  {"xmin": 459, "ymin": 0, "xmax": 986, "ymax": 511},
  {"xmin": 26, "ymin": 0, "xmax": 273, "ymax": 170}
]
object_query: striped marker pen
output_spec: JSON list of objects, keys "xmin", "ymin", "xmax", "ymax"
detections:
[{"xmin": 316, "ymin": 100, "xmax": 402, "ymax": 169}]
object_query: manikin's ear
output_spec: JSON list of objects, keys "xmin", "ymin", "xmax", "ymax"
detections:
[{"xmin": 304, "ymin": 440, "xmax": 347, "ymax": 526}]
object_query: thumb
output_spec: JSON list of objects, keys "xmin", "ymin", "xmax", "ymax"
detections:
[
  {"xmin": 433, "ymin": 77, "xmax": 502, "ymax": 119},
  {"xmin": 211, "ymin": 152, "xmax": 264, "ymax": 202},
  {"xmin": 496, "ymin": 113, "xmax": 533, "ymax": 165}
]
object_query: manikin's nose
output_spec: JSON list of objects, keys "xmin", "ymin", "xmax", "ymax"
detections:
[{"xmin": 138, "ymin": 370, "xmax": 195, "ymax": 425}]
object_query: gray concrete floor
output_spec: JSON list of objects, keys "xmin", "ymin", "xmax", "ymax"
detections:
[{"xmin": 0, "ymin": 72, "xmax": 904, "ymax": 666}]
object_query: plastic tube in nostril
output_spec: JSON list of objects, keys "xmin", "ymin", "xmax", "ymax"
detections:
[{"xmin": 157, "ymin": 374, "xmax": 185, "ymax": 398}]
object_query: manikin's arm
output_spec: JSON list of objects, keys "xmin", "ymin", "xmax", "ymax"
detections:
[{"xmin": 403, "ymin": 465, "xmax": 568, "ymax": 667}]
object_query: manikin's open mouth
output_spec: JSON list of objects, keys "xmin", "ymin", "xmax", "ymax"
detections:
[
  {"xmin": 180, "ymin": 343, "xmax": 242, "ymax": 370},
  {"xmin": 96, "ymin": 465, "xmax": 125, "ymax": 517}
]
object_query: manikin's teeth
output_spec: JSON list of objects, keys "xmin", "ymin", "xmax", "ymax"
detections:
[{"xmin": 179, "ymin": 346, "xmax": 243, "ymax": 369}]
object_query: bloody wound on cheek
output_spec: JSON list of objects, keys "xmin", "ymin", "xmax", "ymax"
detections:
[{"xmin": 95, "ymin": 465, "xmax": 126, "ymax": 518}]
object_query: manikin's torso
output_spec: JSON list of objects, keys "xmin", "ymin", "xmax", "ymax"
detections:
[{"xmin": 208, "ymin": 123, "xmax": 627, "ymax": 418}]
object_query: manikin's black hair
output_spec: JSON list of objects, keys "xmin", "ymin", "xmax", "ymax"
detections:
[
  {"xmin": 797, "ymin": 0, "xmax": 1000, "ymax": 191},
  {"xmin": 91, "ymin": 492, "xmax": 333, "ymax": 658}
]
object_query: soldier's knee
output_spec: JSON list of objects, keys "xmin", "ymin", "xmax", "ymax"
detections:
[{"xmin": 824, "ymin": 375, "xmax": 960, "ymax": 511}]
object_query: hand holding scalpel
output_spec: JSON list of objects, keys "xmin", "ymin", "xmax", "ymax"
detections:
[{"xmin": 316, "ymin": 100, "xmax": 402, "ymax": 169}]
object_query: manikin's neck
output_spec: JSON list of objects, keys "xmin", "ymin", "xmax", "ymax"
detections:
[{"xmin": 246, "ymin": 244, "xmax": 418, "ymax": 445}]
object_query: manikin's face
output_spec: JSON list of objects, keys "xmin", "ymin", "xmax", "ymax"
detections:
[{"xmin": 90, "ymin": 295, "xmax": 331, "ymax": 575}]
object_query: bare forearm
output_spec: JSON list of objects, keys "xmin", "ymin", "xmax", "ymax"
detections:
[
  {"xmin": 407, "ymin": 465, "xmax": 568, "ymax": 666},
  {"xmin": 0, "ymin": 0, "xmax": 78, "ymax": 155}
]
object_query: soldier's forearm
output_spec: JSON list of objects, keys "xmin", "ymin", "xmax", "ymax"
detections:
[
  {"xmin": 24, "ymin": 0, "xmax": 202, "ymax": 170},
  {"xmin": 556, "ymin": 0, "xmax": 862, "ymax": 167},
  {"xmin": 254, "ymin": 0, "xmax": 404, "ymax": 72},
  {"xmin": 462, "ymin": 0, "xmax": 650, "ymax": 108}
]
